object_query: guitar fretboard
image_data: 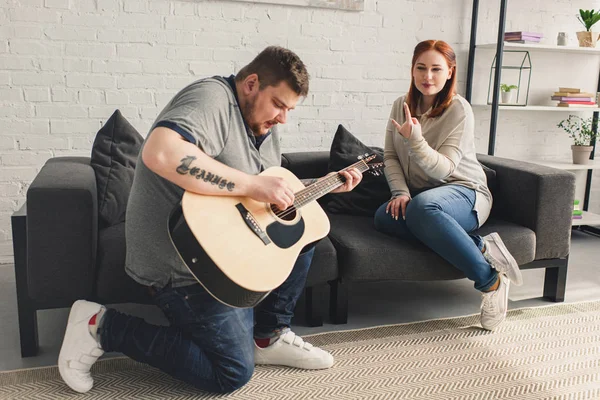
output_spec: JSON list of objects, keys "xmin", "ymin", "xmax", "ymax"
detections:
[{"xmin": 293, "ymin": 159, "xmax": 371, "ymax": 208}]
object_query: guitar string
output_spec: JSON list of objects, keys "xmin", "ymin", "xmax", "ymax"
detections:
[
  {"xmin": 273, "ymin": 159, "xmax": 372, "ymax": 218},
  {"xmin": 275, "ymin": 159, "xmax": 384, "ymax": 219},
  {"xmin": 273, "ymin": 159, "xmax": 376, "ymax": 219},
  {"xmin": 273, "ymin": 165, "xmax": 361, "ymax": 219}
]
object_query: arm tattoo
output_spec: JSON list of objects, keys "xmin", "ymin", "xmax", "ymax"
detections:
[
  {"xmin": 176, "ymin": 155, "xmax": 235, "ymax": 192},
  {"xmin": 301, "ymin": 178, "xmax": 318, "ymax": 187}
]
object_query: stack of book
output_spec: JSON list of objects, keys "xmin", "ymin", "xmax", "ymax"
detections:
[
  {"xmin": 573, "ymin": 199, "xmax": 583, "ymax": 220},
  {"xmin": 504, "ymin": 31, "xmax": 543, "ymax": 44},
  {"xmin": 551, "ymin": 87, "xmax": 598, "ymax": 108}
]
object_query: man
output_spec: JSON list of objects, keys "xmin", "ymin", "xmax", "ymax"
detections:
[{"xmin": 58, "ymin": 46, "xmax": 362, "ymax": 394}]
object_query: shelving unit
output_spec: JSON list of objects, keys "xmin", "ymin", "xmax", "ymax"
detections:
[
  {"xmin": 472, "ymin": 104, "xmax": 600, "ymax": 112},
  {"xmin": 465, "ymin": 0, "xmax": 600, "ymax": 235},
  {"xmin": 477, "ymin": 42, "xmax": 600, "ymax": 55}
]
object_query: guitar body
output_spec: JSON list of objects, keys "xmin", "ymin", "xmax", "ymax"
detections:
[{"xmin": 168, "ymin": 166, "xmax": 331, "ymax": 308}]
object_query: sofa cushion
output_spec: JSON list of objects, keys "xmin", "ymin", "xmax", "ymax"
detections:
[
  {"xmin": 94, "ymin": 223, "xmax": 337, "ymax": 304},
  {"xmin": 327, "ymin": 213, "xmax": 535, "ymax": 283},
  {"xmin": 91, "ymin": 110, "xmax": 143, "ymax": 229},
  {"xmin": 321, "ymin": 125, "xmax": 391, "ymax": 217},
  {"xmin": 305, "ymin": 237, "xmax": 338, "ymax": 286},
  {"xmin": 472, "ymin": 218, "xmax": 536, "ymax": 265},
  {"xmin": 95, "ymin": 222, "xmax": 152, "ymax": 305}
]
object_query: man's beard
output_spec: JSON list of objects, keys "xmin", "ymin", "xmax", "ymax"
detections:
[{"xmin": 242, "ymin": 98, "xmax": 264, "ymax": 135}]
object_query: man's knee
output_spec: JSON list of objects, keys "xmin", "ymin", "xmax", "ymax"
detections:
[{"xmin": 215, "ymin": 361, "xmax": 254, "ymax": 393}]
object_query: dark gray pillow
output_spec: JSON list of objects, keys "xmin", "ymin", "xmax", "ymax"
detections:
[
  {"xmin": 320, "ymin": 125, "xmax": 391, "ymax": 217},
  {"xmin": 480, "ymin": 162, "xmax": 497, "ymax": 197},
  {"xmin": 91, "ymin": 110, "xmax": 143, "ymax": 228}
]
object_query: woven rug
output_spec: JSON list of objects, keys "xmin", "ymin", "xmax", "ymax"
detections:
[{"xmin": 1, "ymin": 301, "xmax": 599, "ymax": 400}]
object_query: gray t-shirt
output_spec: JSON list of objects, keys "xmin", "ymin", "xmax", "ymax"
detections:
[{"xmin": 125, "ymin": 76, "xmax": 281, "ymax": 288}]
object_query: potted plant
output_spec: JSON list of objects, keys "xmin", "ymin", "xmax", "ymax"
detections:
[
  {"xmin": 576, "ymin": 9, "xmax": 600, "ymax": 47},
  {"xmin": 558, "ymin": 114, "xmax": 597, "ymax": 164},
  {"xmin": 500, "ymin": 84, "xmax": 518, "ymax": 104}
]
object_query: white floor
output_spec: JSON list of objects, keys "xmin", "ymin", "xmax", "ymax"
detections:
[{"xmin": 0, "ymin": 229, "xmax": 599, "ymax": 372}]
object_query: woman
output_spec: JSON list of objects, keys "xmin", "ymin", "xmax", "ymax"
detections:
[{"xmin": 374, "ymin": 40, "xmax": 522, "ymax": 331}]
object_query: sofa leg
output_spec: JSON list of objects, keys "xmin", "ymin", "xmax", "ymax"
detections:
[
  {"xmin": 302, "ymin": 286, "xmax": 324, "ymax": 327},
  {"xmin": 17, "ymin": 304, "xmax": 39, "ymax": 358},
  {"xmin": 329, "ymin": 280, "xmax": 348, "ymax": 324},
  {"xmin": 293, "ymin": 286, "xmax": 324, "ymax": 327},
  {"xmin": 12, "ymin": 205, "xmax": 40, "ymax": 357},
  {"xmin": 543, "ymin": 261, "xmax": 568, "ymax": 302}
]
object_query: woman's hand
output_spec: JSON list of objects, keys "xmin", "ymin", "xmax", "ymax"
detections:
[
  {"xmin": 391, "ymin": 102, "xmax": 420, "ymax": 139},
  {"xmin": 386, "ymin": 195, "xmax": 410, "ymax": 220}
]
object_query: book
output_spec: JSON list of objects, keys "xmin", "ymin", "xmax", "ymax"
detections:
[
  {"xmin": 558, "ymin": 102, "xmax": 598, "ymax": 107},
  {"xmin": 572, "ymin": 215, "xmax": 583, "ymax": 219},
  {"xmin": 551, "ymin": 96, "xmax": 594, "ymax": 102},
  {"xmin": 559, "ymin": 87, "xmax": 580, "ymax": 93},
  {"xmin": 505, "ymin": 31, "xmax": 543, "ymax": 38},
  {"xmin": 573, "ymin": 210, "xmax": 583, "ymax": 216},
  {"xmin": 552, "ymin": 92, "xmax": 595, "ymax": 97},
  {"xmin": 505, "ymin": 39, "xmax": 542, "ymax": 44},
  {"xmin": 557, "ymin": 100, "xmax": 596, "ymax": 105}
]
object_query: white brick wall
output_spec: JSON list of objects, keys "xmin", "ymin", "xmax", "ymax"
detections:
[{"xmin": 0, "ymin": 0, "xmax": 598, "ymax": 263}]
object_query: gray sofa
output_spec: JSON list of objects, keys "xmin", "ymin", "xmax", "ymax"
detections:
[{"xmin": 11, "ymin": 150, "xmax": 575, "ymax": 357}]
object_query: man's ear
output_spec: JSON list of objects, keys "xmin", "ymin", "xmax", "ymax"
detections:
[{"xmin": 242, "ymin": 73, "xmax": 259, "ymax": 95}]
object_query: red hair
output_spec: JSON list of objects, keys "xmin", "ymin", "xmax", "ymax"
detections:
[{"xmin": 406, "ymin": 40, "xmax": 457, "ymax": 118}]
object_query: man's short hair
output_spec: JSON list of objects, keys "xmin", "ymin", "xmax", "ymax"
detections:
[{"xmin": 236, "ymin": 46, "xmax": 309, "ymax": 97}]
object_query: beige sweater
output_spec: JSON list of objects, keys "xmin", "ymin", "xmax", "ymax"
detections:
[{"xmin": 384, "ymin": 94, "xmax": 493, "ymax": 226}]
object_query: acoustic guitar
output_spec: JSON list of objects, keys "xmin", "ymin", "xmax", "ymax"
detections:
[{"xmin": 168, "ymin": 155, "xmax": 383, "ymax": 308}]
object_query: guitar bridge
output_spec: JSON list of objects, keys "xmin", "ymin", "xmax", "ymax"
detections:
[{"xmin": 235, "ymin": 203, "xmax": 271, "ymax": 245}]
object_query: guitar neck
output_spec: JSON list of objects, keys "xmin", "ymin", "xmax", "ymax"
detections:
[{"xmin": 293, "ymin": 159, "xmax": 371, "ymax": 208}]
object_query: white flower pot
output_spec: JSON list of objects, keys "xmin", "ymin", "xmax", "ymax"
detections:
[{"xmin": 501, "ymin": 90, "xmax": 514, "ymax": 104}]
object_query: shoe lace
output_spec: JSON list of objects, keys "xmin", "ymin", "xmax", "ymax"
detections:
[
  {"xmin": 280, "ymin": 331, "xmax": 314, "ymax": 351},
  {"xmin": 481, "ymin": 290, "xmax": 498, "ymax": 314}
]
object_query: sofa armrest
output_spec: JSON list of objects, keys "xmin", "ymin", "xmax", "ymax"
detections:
[
  {"xmin": 26, "ymin": 157, "xmax": 98, "ymax": 306},
  {"xmin": 282, "ymin": 151, "xmax": 330, "ymax": 179},
  {"xmin": 477, "ymin": 154, "xmax": 575, "ymax": 260}
]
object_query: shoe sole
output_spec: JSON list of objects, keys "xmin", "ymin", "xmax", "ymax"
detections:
[{"xmin": 488, "ymin": 232, "xmax": 523, "ymax": 286}]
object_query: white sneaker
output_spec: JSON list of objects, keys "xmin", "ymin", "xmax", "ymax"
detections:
[
  {"xmin": 483, "ymin": 232, "xmax": 523, "ymax": 286},
  {"xmin": 480, "ymin": 274, "xmax": 510, "ymax": 331},
  {"xmin": 254, "ymin": 330, "xmax": 334, "ymax": 370},
  {"xmin": 58, "ymin": 300, "xmax": 105, "ymax": 393}
]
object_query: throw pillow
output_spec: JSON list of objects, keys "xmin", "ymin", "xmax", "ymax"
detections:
[
  {"xmin": 321, "ymin": 125, "xmax": 391, "ymax": 217},
  {"xmin": 480, "ymin": 163, "xmax": 497, "ymax": 196},
  {"xmin": 91, "ymin": 110, "xmax": 144, "ymax": 229}
]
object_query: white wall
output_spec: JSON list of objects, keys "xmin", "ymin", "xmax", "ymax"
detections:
[{"xmin": 0, "ymin": 0, "xmax": 598, "ymax": 263}]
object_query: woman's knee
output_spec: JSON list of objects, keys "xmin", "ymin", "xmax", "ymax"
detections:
[{"xmin": 374, "ymin": 202, "xmax": 393, "ymax": 232}]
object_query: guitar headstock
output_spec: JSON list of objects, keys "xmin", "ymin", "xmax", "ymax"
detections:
[
  {"xmin": 357, "ymin": 153, "xmax": 377, "ymax": 163},
  {"xmin": 367, "ymin": 162, "xmax": 384, "ymax": 176},
  {"xmin": 357, "ymin": 153, "xmax": 384, "ymax": 176}
]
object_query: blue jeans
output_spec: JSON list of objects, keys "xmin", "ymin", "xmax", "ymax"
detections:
[
  {"xmin": 374, "ymin": 184, "xmax": 497, "ymax": 292},
  {"xmin": 99, "ymin": 247, "xmax": 315, "ymax": 394}
]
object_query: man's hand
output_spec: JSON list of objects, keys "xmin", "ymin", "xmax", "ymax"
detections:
[
  {"xmin": 391, "ymin": 102, "xmax": 420, "ymax": 139},
  {"xmin": 386, "ymin": 195, "xmax": 410, "ymax": 220},
  {"xmin": 247, "ymin": 175, "xmax": 295, "ymax": 210},
  {"xmin": 330, "ymin": 168, "xmax": 363, "ymax": 193}
]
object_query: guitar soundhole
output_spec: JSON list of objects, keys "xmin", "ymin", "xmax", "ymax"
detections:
[{"xmin": 270, "ymin": 204, "xmax": 297, "ymax": 221}]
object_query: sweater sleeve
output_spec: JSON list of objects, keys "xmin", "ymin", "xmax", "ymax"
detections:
[
  {"xmin": 407, "ymin": 102, "xmax": 471, "ymax": 180},
  {"xmin": 383, "ymin": 100, "xmax": 411, "ymax": 199}
]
